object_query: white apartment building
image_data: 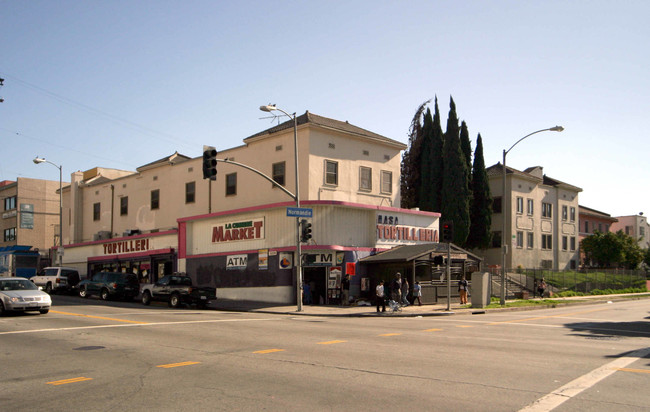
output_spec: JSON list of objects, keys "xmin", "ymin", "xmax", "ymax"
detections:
[
  {"xmin": 60, "ymin": 111, "xmax": 442, "ymax": 304},
  {"xmin": 481, "ymin": 164, "xmax": 582, "ymax": 271}
]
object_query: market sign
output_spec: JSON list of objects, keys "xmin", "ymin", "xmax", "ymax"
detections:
[{"xmin": 212, "ymin": 218, "xmax": 265, "ymax": 243}]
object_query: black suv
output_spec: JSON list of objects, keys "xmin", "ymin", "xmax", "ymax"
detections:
[{"xmin": 78, "ymin": 272, "xmax": 139, "ymax": 301}]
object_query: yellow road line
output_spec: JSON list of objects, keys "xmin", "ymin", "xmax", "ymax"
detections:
[
  {"xmin": 456, "ymin": 325, "xmax": 473, "ymax": 328},
  {"xmin": 317, "ymin": 340, "xmax": 347, "ymax": 345},
  {"xmin": 254, "ymin": 349, "xmax": 285, "ymax": 354},
  {"xmin": 47, "ymin": 377, "xmax": 93, "ymax": 385},
  {"xmin": 51, "ymin": 310, "xmax": 149, "ymax": 324},
  {"xmin": 616, "ymin": 368, "xmax": 650, "ymax": 374},
  {"xmin": 157, "ymin": 361, "xmax": 200, "ymax": 368},
  {"xmin": 423, "ymin": 328, "xmax": 442, "ymax": 332},
  {"xmin": 488, "ymin": 307, "xmax": 609, "ymax": 325},
  {"xmin": 379, "ymin": 333, "xmax": 402, "ymax": 336}
]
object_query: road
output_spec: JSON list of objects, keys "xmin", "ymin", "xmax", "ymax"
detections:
[{"xmin": 1, "ymin": 295, "xmax": 649, "ymax": 412}]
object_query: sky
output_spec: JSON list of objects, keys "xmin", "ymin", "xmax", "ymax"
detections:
[{"xmin": 1, "ymin": 0, "xmax": 648, "ymax": 218}]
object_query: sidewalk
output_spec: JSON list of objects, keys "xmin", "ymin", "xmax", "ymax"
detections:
[{"xmin": 211, "ymin": 293, "xmax": 650, "ymax": 317}]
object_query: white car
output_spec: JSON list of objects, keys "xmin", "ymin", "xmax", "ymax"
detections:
[{"xmin": 0, "ymin": 277, "xmax": 51, "ymax": 315}]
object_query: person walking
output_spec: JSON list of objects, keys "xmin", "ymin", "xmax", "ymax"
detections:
[
  {"xmin": 458, "ymin": 275, "xmax": 469, "ymax": 305},
  {"xmin": 391, "ymin": 272, "xmax": 402, "ymax": 304},
  {"xmin": 401, "ymin": 278, "xmax": 410, "ymax": 306},
  {"xmin": 413, "ymin": 281, "xmax": 422, "ymax": 306},
  {"xmin": 537, "ymin": 278, "xmax": 547, "ymax": 298},
  {"xmin": 376, "ymin": 280, "xmax": 386, "ymax": 313}
]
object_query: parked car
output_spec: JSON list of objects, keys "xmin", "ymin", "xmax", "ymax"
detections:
[
  {"xmin": 78, "ymin": 272, "xmax": 139, "ymax": 301},
  {"xmin": 141, "ymin": 273, "xmax": 216, "ymax": 309},
  {"xmin": 0, "ymin": 277, "xmax": 51, "ymax": 315},
  {"xmin": 31, "ymin": 266, "xmax": 80, "ymax": 294}
]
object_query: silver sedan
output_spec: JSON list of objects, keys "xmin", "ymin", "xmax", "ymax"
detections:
[{"xmin": 0, "ymin": 277, "xmax": 52, "ymax": 315}]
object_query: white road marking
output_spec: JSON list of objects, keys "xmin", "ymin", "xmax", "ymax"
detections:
[
  {"xmin": 519, "ymin": 347, "xmax": 650, "ymax": 412},
  {"xmin": 0, "ymin": 317, "xmax": 280, "ymax": 335}
]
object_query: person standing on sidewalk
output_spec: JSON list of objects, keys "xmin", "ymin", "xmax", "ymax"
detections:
[
  {"xmin": 401, "ymin": 278, "xmax": 410, "ymax": 306},
  {"xmin": 458, "ymin": 275, "xmax": 469, "ymax": 305},
  {"xmin": 391, "ymin": 272, "xmax": 402, "ymax": 304},
  {"xmin": 341, "ymin": 274, "xmax": 350, "ymax": 306},
  {"xmin": 413, "ymin": 281, "xmax": 422, "ymax": 306},
  {"xmin": 376, "ymin": 280, "xmax": 386, "ymax": 313}
]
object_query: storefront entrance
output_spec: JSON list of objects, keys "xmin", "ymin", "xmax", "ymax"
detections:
[{"xmin": 303, "ymin": 267, "xmax": 326, "ymax": 305}]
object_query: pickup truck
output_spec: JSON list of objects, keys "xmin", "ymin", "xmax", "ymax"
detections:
[
  {"xmin": 31, "ymin": 267, "xmax": 81, "ymax": 294},
  {"xmin": 140, "ymin": 274, "xmax": 216, "ymax": 309}
]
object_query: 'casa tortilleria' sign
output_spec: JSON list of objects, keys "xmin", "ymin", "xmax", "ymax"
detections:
[
  {"xmin": 212, "ymin": 218, "xmax": 265, "ymax": 243},
  {"xmin": 103, "ymin": 238, "xmax": 150, "ymax": 255}
]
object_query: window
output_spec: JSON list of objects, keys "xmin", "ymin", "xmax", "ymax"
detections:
[
  {"xmin": 527, "ymin": 199, "xmax": 534, "ymax": 215},
  {"xmin": 185, "ymin": 182, "xmax": 195, "ymax": 204},
  {"xmin": 93, "ymin": 203, "xmax": 100, "ymax": 221},
  {"xmin": 4, "ymin": 196, "xmax": 16, "ymax": 211},
  {"xmin": 625, "ymin": 225, "xmax": 632, "ymax": 235},
  {"xmin": 570, "ymin": 237, "xmax": 576, "ymax": 251},
  {"xmin": 272, "ymin": 162, "xmax": 285, "ymax": 186},
  {"xmin": 120, "ymin": 197, "xmax": 128, "ymax": 216},
  {"xmin": 542, "ymin": 234, "xmax": 552, "ymax": 250},
  {"xmin": 492, "ymin": 197, "xmax": 502, "ymax": 213},
  {"xmin": 325, "ymin": 160, "xmax": 338, "ymax": 185},
  {"xmin": 641, "ymin": 226, "xmax": 646, "ymax": 236},
  {"xmin": 491, "ymin": 231, "xmax": 502, "ymax": 248},
  {"xmin": 359, "ymin": 166, "xmax": 372, "ymax": 191},
  {"xmin": 584, "ymin": 221, "xmax": 589, "ymax": 233},
  {"xmin": 562, "ymin": 236, "xmax": 568, "ymax": 251},
  {"xmin": 570, "ymin": 260, "xmax": 577, "ymax": 270},
  {"xmin": 226, "ymin": 173, "xmax": 237, "ymax": 196},
  {"xmin": 516, "ymin": 197, "xmax": 523, "ymax": 214},
  {"xmin": 151, "ymin": 189, "xmax": 160, "ymax": 210},
  {"xmin": 542, "ymin": 202, "xmax": 552, "ymax": 218},
  {"xmin": 4, "ymin": 228, "xmax": 16, "ymax": 242},
  {"xmin": 562, "ymin": 205, "xmax": 568, "ymax": 221},
  {"xmin": 516, "ymin": 231, "xmax": 523, "ymax": 248},
  {"xmin": 570, "ymin": 207, "xmax": 576, "ymax": 222},
  {"xmin": 380, "ymin": 171, "xmax": 392, "ymax": 194},
  {"xmin": 527, "ymin": 232, "xmax": 534, "ymax": 249},
  {"xmin": 598, "ymin": 223, "xmax": 602, "ymax": 232}
]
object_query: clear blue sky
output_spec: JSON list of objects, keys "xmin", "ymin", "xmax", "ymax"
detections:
[{"xmin": 1, "ymin": 1, "xmax": 648, "ymax": 217}]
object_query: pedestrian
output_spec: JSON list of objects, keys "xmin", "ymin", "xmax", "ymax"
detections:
[
  {"xmin": 413, "ymin": 281, "xmax": 422, "ymax": 306},
  {"xmin": 376, "ymin": 280, "xmax": 386, "ymax": 313},
  {"xmin": 538, "ymin": 278, "xmax": 547, "ymax": 298},
  {"xmin": 341, "ymin": 274, "xmax": 350, "ymax": 306},
  {"xmin": 401, "ymin": 278, "xmax": 410, "ymax": 306},
  {"xmin": 391, "ymin": 272, "xmax": 402, "ymax": 304},
  {"xmin": 458, "ymin": 275, "xmax": 469, "ymax": 305},
  {"xmin": 303, "ymin": 282, "xmax": 312, "ymax": 305}
]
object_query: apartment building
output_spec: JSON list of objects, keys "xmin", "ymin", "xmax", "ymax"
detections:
[
  {"xmin": 60, "ymin": 111, "xmax": 442, "ymax": 304},
  {"xmin": 482, "ymin": 164, "xmax": 582, "ymax": 271},
  {"xmin": 610, "ymin": 213, "xmax": 650, "ymax": 249}
]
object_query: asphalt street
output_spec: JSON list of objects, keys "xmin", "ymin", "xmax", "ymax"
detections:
[{"xmin": 1, "ymin": 295, "xmax": 649, "ymax": 411}]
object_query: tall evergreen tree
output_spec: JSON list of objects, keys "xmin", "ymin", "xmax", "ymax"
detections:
[
  {"xmin": 460, "ymin": 121, "xmax": 472, "ymax": 174},
  {"xmin": 430, "ymin": 97, "xmax": 445, "ymax": 213},
  {"xmin": 400, "ymin": 100, "xmax": 430, "ymax": 209},
  {"xmin": 467, "ymin": 134, "xmax": 492, "ymax": 249},
  {"xmin": 441, "ymin": 97, "xmax": 471, "ymax": 246},
  {"xmin": 418, "ymin": 108, "xmax": 434, "ymax": 211}
]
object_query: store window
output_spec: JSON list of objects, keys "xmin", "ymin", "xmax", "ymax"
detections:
[
  {"xmin": 151, "ymin": 189, "xmax": 160, "ymax": 210},
  {"xmin": 185, "ymin": 182, "xmax": 195, "ymax": 204},
  {"xmin": 272, "ymin": 162, "xmax": 285, "ymax": 187},
  {"xmin": 226, "ymin": 173, "xmax": 237, "ymax": 196},
  {"xmin": 120, "ymin": 197, "xmax": 128, "ymax": 216},
  {"xmin": 93, "ymin": 203, "xmax": 100, "ymax": 221},
  {"xmin": 325, "ymin": 160, "xmax": 338, "ymax": 185}
]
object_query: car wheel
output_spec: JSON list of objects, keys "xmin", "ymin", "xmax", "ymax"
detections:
[
  {"xmin": 170, "ymin": 293, "xmax": 181, "ymax": 308},
  {"xmin": 100, "ymin": 289, "xmax": 110, "ymax": 301},
  {"xmin": 39, "ymin": 309, "xmax": 49, "ymax": 314},
  {"xmin": 45, "ymin": 283, "xmax": 52, "ymax": 294},
  {"xmin": 142, "ymin": 291, "xmax": 152, "ymax": 306},
  {"xmin": 79, "ymin": 286, "xmax": 89, "ymax": 298}
]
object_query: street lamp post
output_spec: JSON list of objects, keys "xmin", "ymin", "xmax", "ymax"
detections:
[
  {"xmin": 500, "ymin": 126, "xmax": 563, "ymax": 305},
  {"xmin": 33, "ymin": 156, "xmax": 63, "ymax": 267},
  {"xmin": 259, "ymin": 105, "xmax": 303, "ymax": 312}
]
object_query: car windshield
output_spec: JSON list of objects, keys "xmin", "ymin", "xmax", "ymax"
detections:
[{"xmin": 0, "ymin": 279, "xmax": 38, "ymax": 291}]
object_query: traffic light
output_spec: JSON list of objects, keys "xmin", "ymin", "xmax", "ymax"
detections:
[
  {"xmin": 202, "ymin": 145, "xmax": 217, "ymax": 180},
  {"xmin": 441, "ymin": 221, "xmax": 453, "ymax": 243},
  {"xmin": 300, "ymin": 219, "xmax": 312, "ymax": 243}
]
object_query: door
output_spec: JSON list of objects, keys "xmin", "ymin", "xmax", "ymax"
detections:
[{"xmin": 303, "ymin": 267, "xmax": 326, "ymax": 305}]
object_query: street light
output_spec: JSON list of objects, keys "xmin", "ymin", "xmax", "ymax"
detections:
[
  {"xmin": 259, "ymin": 104, "xmax": 303, "ymax": 312},
  {"xmin": 500, "ymin": 126, "xmax": 563, "ymax": 305},
  {"xmin": 33, "ymin": 156, "xmax": 63, "ymax": 267}
]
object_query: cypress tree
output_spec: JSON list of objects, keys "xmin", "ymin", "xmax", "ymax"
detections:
[
  {"xmin": 400, "ymin": 100, "xmax": 430, "ymax": 209},
  {"xmin": 418, "ymin": 108, "xmax": 434, "ymax": 211},
  {"xmin": 430, "ymin": 97, "xmax": 445, "ymax": 213},
  {"xmin": 460, "ymin": 121, "xmax": 472, "ymax": 174},
  {"xmin": 441, "ymin": 97, "xmax": 471, "ymax": 246},
  {"xmin": 467, "ymin": 133, "xmax": 492, "ymax": 249}
]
